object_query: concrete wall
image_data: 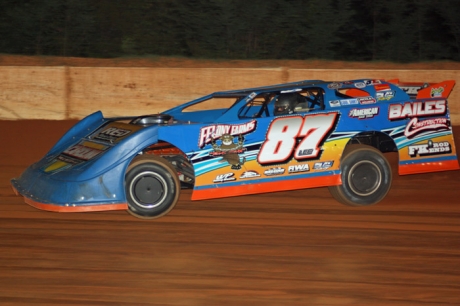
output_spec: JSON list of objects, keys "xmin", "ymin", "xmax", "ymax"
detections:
[{"xmin": 1, "ymin": 66, "xmax": 459, "ymax": 124}]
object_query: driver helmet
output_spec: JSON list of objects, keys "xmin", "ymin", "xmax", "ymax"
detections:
[{"xmin": 274, "ymin": 93, "xmax": 302, "ymax": 115}]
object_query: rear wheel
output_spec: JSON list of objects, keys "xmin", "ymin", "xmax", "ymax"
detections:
[
  {"xmin": 329, "ymin": 145, "xmax": 392, "ymax": 206},
  {"xmin": 125, "ymin": 155, "xmax": 180, "ymax": 219}
]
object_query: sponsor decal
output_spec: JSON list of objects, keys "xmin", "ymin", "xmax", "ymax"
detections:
[
  {"xmin": 327, "ymin": 82, "xmax": 341, "ymax": 89},
  {"xmin": 288, "ymin": 163, "xmax": 310, "ymax": 173},
  {"xmin": 408, "ymin": 140, "xmax": 451, "ymax": 157},
  {"xmin": 264, "ymin": 167, "xmax": 285, "ymax": 176},
  {"xmin": 63, "ymin": 144, "xmax": 103, "ymax": 161},
  {"xmin": 213, "ymin": 172, "xmax": 236, "ymax": 183},
  {"xmin": 245, "ymin": 92, "xmax": 257, "ymax": 102},
  {"xmin": 375, "ymin": 84, "xmax": 391, "ymax": 91},
  {"xmin": 313, "ymin": 161, "xmax": 334, "ymax": 170},
  {"xmin": 281, "ymin": 88, "xmax": 302, "ymax": 93},
  {"xmin": 349, "ymin": 107, "xmax": 379, "ymax": 119},
  {"xmin": 199, "ymin": 120, "xmax": 256, "ymax": 148},
  {"xmin": 240, "ymin": 171, "xmax": 260, "ymax": 179},
  {"xmin": 354, "ymin": 82, "xmax": 366, "ymax": 88},
  {"xmin": 389, "ymin": 100, "xmax": 446, "ymax": 120},
  {"xmin": 94, "ymin": 126, "xmax": 132, "ymax": 143},
  {"xmin": 43, "ymin": 160, "xmax": 71, "ymax": 173},
  {"xmin": 358, "ymin": 96, "xmax": 376, "ymax": 105},
  {"xmin": 43, "ymin": 141, "xmax": 108, "ymax": 172},
  {"xmin": 376, "ymin": 90, "xmax": 395, "ymax": 101},
  {"xmin": 400, "ymin": 85, "xmax": 423, "ymax": 95},
  {"xmin": 404, "ymin": 117, "xmax": 449, "ymax": 138},
  {"xmin": 209, "ymin": 134, "xmax": 246, "ymax": 170},
  {"xmin": 364, "ymin": 80, "xmax": 382, "ymax": 86},
  {"xmin": 340, "ymin": 98, "xmax": 359, "ymax": 105},
  {"xmin": 329, "ymin": 100, "xmax": 341, "ymax": 107},
  {"xmin": 430, "ymin": 87, "xmax": 444, "ymax": 98}
]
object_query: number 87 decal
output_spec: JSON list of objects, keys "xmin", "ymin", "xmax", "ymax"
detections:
[{"xmin": 258, "ymin": 112, "xmax": 338, "ymax": 164}]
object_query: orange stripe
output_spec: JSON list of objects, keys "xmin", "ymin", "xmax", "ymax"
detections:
[
  {"xmin": 23, "ymin": 196, "xmax": 127, "ymax": 213},
  {"xmin": 192, "ymin": 174, "xmax": 341, "ymax": 200},
  {"xmin": 399, "ymin": 159, "xmax": 460, "ymax": 175}
]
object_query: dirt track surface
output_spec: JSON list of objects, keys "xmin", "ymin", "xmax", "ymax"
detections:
[{"xmin": 1, "ymin": 120, "xmax": 460, "ymax": 305}]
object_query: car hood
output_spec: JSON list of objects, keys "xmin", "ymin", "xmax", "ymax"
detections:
[{"xmin": 36, "ymin": 111, "xmax": 162, "ymax": 182}]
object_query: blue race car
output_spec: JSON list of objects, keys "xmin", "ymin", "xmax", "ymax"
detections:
[{"xmin": 11, "ymin": 79, "xmax": 459, "ymax": 219}]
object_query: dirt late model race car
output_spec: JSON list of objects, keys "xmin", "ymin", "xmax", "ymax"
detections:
[{"xmin": 11, "ymin": 78, "xmax": 459, "ymax": 219}]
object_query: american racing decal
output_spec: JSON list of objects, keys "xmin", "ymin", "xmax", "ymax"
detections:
[
  {"xmin": 408, "ymin": 140, "xmax": 452, "ymax": 157},
  {"xmin": 258, "ymin": 113, "xmax": 338, "ymax": 164},
  {"xmin": 389, "ymin": 100, "xmax": 446, "ymax": 120},
  {"xmin": 404, "ymin": 117, "xmax": 449, "ymax": 138},
  {"xmin": 349, "ymin": 107, "xmax": 379, "ymax": 119},
  {"xmin": 199, "ymin": 120, "xmax": 256, "ymax": 148}
]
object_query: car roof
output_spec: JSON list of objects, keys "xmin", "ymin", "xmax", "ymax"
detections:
[{"xmin": 212, "ymin": 80, "xmax": 326, "ymax": 97}]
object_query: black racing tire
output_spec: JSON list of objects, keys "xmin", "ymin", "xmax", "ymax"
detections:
[
  {"xmin": 125, "ymin": 155, "xmax": 180, "ymax": 219},
  {"xmin": 328, "ymin": 144, "xmax": 392, "ymax": 206}
]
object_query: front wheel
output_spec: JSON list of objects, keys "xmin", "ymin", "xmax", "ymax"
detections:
[
  {"xmin": 125, "ymin": 155, "xmax": 180, "ymax": 219},
  {"xmin": 329, "ymin": 145, "xmax": 392, "ymax": 206}
]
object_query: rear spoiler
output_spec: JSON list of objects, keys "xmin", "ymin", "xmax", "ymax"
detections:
[{"xmin": 387, "ymin": 79, "xmax": 455, "ymax": 99}]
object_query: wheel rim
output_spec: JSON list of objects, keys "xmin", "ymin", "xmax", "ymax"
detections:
[
  {"xmin": 129, "ymin": 171, "xmax": 168, "ymax": 209},
  {"xmin": 347, "ymin": 160, "xmax": 382, "ymax": 196}
]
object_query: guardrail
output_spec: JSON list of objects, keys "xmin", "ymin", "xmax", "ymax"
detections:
[{"xmin": 1, "ymin": 66, "xmax": 458, "ymax": 124}]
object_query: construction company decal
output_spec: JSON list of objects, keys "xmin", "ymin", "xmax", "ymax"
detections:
[
  {"xmin": 405, "ymin": 117, "xmax": 449, "ymax": 138},
  {"xmin": 199, "ymin": 120, "xmax": 256, "ymax": 170},
  {"xmin": 389, "ymin": 100, "xmax": 446, "ymax": 119},
  {"xmin": 408, "ymin": 140, "xmax": 452, "ymax": 157},
  {"xmin": 349, "ymin": 107, "xmax": 379, "ymax": 119},
  {"xmin": 389, "ymin": 100, "xmax": 449, "ymax": 138},
  {"xmin": 258, "ymin": 112, "xmax": 338, "ymax": 165}
]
